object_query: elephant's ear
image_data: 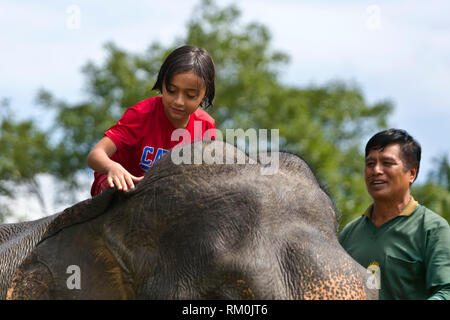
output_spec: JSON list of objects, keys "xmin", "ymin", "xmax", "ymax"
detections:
[
  {"xmin": 6, "ymin": 187, "xmax": 131, "ymax": 300},
  {"xmin": 6, "ymin": 253, "xmax": 53, "ymax": 300},
  {"xmin": 37, "ymin": 187, "xmax": 116, "ymax": 244}
]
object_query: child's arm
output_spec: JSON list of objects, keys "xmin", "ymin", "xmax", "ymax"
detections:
[{"xmin": 87, "ymin": 136, "xmax": 144, "ymax": 192}]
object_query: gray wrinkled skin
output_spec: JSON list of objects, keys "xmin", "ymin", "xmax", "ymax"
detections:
[
  {"xmin": 1, "ymin": 141, "xmax": 378, "ymax": 300},
  {"xmin": 0, "ymin": 189, "xmax": 115, "ymax": 299},
  {"xmin": 0, "ymin": 215, "xmax": 55, "ymax": 299}
]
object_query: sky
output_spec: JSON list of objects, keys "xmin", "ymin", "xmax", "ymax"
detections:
[{"xmin": 1, "ymin": 0, "xmax": 449, "ymax": 221}]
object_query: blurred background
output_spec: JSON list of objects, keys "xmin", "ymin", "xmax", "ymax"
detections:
[{"xmin": 1, "ymin": 0, "xmax": 449, "ymax": 227}]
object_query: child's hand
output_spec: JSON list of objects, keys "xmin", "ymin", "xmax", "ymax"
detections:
[{"xmin": 106, "ymin": 162, "xmax": 144, "ymax": 192}]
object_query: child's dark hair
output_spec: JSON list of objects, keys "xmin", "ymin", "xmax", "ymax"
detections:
[
  {"xmin": 365, "ymin": 128, "xmax": 422, "ymax": 182},
  {"xmin": 152, "ymin": 45, "xmax": 215, "ymax": 109}
]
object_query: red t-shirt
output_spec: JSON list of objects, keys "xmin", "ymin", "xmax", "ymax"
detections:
[{"xmin": 90, "ymin": 96, "xmax": 216, "ymax": 196}]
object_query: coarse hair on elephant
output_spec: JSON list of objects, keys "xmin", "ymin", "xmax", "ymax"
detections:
[{"xmin": 1, "ymin": 141, "xmax": 377, "ymax": 300}]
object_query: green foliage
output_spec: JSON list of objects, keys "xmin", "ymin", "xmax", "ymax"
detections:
[
  {"xmin": 412, "ymin": 183, "xmax": 450, "ymax": 221},
  {"xmin": 0, "ymin": 118, "xmax": 51, "ymax": 182},
  {"xmin": 0, "ymin": 0, "xmax": 447, "ymax": 226},
  {"xmin": 427, "ymin": 153, "xmax": 450, "ymax": 191},
  {"xmin": 0, "ymin": 101, "xmax": 53, "ymax": 220},
  {"xmin": 412, "ymin": 153, "xmax": 450, "ymax": 221}
]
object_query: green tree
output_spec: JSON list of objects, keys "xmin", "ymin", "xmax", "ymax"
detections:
[
  {"xmin": 0, "ymin": 99, "xmax": 53, "ymax": 221},
  {"xmin": 412, "ymin": 153, "xmax": 450, "ymax": 221},
  {"xmin": 428, "ymin": 153, "xmax": 450, "ymax": 190}
]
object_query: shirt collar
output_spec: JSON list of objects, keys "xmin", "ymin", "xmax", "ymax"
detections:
[{"xmin": 363, "ymin": 196, "xmax": 419, "ymax": 218}]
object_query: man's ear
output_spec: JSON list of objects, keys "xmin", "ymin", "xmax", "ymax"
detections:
[{"xmin": 409, "ymin": 167, "xmax": 418, "ymax": 185}]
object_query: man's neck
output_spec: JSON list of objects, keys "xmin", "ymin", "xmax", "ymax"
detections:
[{"xmin": 371, "ymin": 194, "xmax": 412, "ymax": 227}]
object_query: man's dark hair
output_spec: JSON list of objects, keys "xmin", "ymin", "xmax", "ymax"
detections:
[
  {"xmin": 152, "ymin": 45, "xmax": 215, "ymax": 109},
  {"xmin": 365, "ymin": 128, "xmax": 422, "ymax": 181}
]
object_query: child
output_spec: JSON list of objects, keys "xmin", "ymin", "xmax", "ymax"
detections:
[{"xmin": 87, "ymin": 45, "xmax": 216, "ymax": 196}]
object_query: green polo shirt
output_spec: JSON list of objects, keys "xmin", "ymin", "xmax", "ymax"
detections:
[{"xmin": 339, "ymin": 197, "xmax": 450, "ymax": 300}]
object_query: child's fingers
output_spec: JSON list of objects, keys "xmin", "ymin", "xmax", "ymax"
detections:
[
  {"xmin": 124, "ymin": 175, "xmax": 135, "ymax": 191},
  {"xmin": 107, "ymin": 176, "xmax": 115, "ymax": 188},
  {"xmin": 131, "ymin": 175, "xmax": 144, "ymax": 182},
  {"xmin": 113, "ymin": 176, "xmax": 123, "ymax": 190},
  {"xmin": 119, "ymin": 176, "xmax": 128, "ymax": 191},
  {"xmin": 108, "ymin": 169, "xmax": 141, "ymax": 192}
]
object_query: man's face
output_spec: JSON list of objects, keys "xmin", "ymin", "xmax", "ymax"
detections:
[{"xmin": 364, "ymin": 144, "xmax": 417, "ymax": 202}]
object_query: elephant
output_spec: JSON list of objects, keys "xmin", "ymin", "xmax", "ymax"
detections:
[{"xmin": 0, "ymin": 141, "xmax": 377, "ymax": 299}]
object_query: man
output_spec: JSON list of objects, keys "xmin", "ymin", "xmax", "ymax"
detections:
[{"xmin": 339, "ymin": 129, "xmax": 450, "ymax": 300}]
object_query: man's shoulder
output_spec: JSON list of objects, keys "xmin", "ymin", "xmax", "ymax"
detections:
[
  {"xmin": 339, "ymin": 215, "xmax": 366, "ymax": 243},
  {"xmin": 416, "ymin": 204, "xmax": 450, "ymax": 231},
  {"xmin": 341, "ymin": 215, "xmax": 366, "ymax": 232}
]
